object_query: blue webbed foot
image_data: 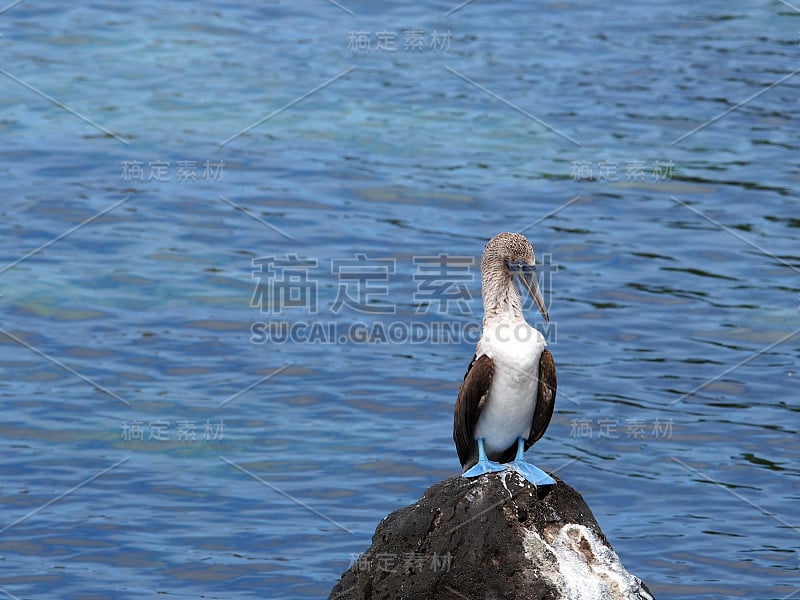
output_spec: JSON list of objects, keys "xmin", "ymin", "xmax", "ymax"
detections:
[
  {"xmin": 463, "ymin": 459, "xmax": 505, "ymax": 478},
  {"xmin": 509, "ymin": 437, "xmax": 555, "ymax": 487},
  {"xmin": 462, "ymin": 438, "xmax": 505, "ymax": 479},
  {"xmin": 509, "ymin": 460, "xmax": 556, "ymax": 486}
]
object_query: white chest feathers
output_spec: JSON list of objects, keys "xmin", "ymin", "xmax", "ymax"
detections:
[{"xmin": 474, "ymin": 319, "xmax": 546, "ymax": 456}]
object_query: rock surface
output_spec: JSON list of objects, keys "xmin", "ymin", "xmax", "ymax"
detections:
[{"xmin": 329, "ymin": 472, "xmax": 654, "ymax": 600}]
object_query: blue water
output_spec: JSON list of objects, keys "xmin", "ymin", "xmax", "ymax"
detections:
[{"xmin": 1, "ymin": 2, "xmax": 798, "ymax": 598}]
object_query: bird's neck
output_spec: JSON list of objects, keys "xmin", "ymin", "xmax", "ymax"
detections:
[{"xmin": 481, "ymin": 262, "xmax": 524, "ymax": 325}]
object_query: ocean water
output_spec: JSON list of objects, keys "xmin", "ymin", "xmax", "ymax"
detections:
[{"xmin": 0, "ymin": 2, "xmax": 798, "ymax": 599}]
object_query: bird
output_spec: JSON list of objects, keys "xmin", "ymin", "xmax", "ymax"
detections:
[{"xmin": 453, "ymin": 232, "xmax": 556, "ymax": 486}]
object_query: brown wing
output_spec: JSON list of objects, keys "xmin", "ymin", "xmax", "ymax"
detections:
[
  {"xmin": 526, "ymin": 349, "xmax": 556, "ymax": 449},
  {"xmin": 453, "ymin": 354, "xmax": 493, "ymax": 469}
]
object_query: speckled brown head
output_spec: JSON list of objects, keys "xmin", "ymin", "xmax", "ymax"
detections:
[{"xmin": 481, "ymin": 232, "xmax": 549, "ymax": 323}]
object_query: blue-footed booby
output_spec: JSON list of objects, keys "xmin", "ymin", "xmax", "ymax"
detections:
[{"xmin": 453, "ymin": 232, "xmax": 556, "ymax": 487}]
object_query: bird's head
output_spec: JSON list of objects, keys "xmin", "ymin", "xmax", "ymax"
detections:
[{"xmin": 483, "ymin": 232, "xmax": 550, "ymax": 323}]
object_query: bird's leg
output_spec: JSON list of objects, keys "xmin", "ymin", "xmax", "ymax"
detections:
[
  {"xmin": 462, "ymin": 438, "xmax": 505, "ymax": 478},
  {"xmin": 509, "ymin": 436, "xmax": 556, "ymax": 487}
]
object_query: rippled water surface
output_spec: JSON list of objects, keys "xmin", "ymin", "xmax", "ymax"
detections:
[{"xmin": 1, "ymin": 2, "xmax": 798, "ymax": 599}]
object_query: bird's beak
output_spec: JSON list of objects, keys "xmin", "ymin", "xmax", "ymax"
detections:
[{"xmin": 508, "ymin": 260, "xmax": 550, "ymax": 323}]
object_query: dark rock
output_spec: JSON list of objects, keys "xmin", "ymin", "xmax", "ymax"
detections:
[{"xmin": 329, "ymin": 472, "xmax": 654, "ymax": 600}]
